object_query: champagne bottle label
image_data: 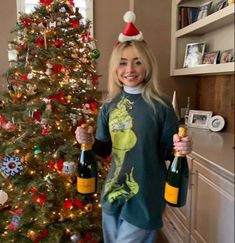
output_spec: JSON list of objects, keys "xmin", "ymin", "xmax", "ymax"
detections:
[
  {"xmin": 164, "ymin": 182, "xmax": 179, "ymax": 204},
  {"xmin": 77, "ymin": 177, "xmax": 96, "ymax": 194}
]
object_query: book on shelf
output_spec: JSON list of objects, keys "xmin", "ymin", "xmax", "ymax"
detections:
[{"xmin": 179, "ymin": 7, "xmax": 199, "ymax": 29}]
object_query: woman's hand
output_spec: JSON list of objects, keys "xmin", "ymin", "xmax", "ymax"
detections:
[
  {"xmin": 173, "ymin": 134, "xmax": 192, "ymax": 155},
  {"xmin": 75, "ymin": 125, "xmax": 95, "ymax": 145}
]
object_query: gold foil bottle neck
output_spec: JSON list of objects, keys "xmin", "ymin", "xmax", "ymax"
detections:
[
  {"xmin": 81, "ymin": 144, "xmax": 92, "ymax": 151},
  {"xmin": 178, "ymin": 127, "xmax": 187, "ymax": 138}
]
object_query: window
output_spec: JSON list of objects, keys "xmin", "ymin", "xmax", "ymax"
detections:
[{"xmin": 16, "ymin": 0, "xmax": 93, "ymax": 22}]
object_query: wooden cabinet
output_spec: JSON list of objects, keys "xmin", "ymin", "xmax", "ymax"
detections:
[
  {"xmin": 170, "ymin": 0, "xmax": 235, "ymax": 76},
  {"xmin": 162, "ymin": 129, "xmax": 234, "ymax": 243},
  {"xmin": 190, "ymin": 156, "xmax": 234, "ymax": 243}
]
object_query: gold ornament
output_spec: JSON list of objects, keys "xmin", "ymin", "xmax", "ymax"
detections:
[{"xmin": 27, "ymin": 230, "xmax": 36, "ymax": 240}]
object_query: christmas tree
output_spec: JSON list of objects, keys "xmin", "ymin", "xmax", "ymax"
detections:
[{"xmin": 0, "ymin": 0, "xmax": 105, "ymax": 242}]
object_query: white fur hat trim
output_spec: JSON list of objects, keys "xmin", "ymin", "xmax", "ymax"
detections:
[{"xmin": 118, "ymin": 32, "xmax": 144, "ymax": 42}]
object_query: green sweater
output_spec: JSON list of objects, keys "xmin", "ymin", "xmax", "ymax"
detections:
[{"xmin": 96, "ymin": 91, "xmax": 178, "ymax": 229}]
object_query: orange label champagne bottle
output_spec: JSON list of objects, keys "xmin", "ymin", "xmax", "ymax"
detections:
[
  {"xmin": 164, "ymin": 127, "xmax": 189, "ymax": 207},
  {"xmin": 77, "ymin": 124, "xmax": 97, "ymax": 195}
]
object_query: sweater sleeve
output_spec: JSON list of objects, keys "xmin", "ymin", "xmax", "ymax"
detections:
[
  {"xmin": 93, "ymin": 139, "xmax": 112, "ymax": 158},
  {"xmin": 160, "ymin": 101, "xmax": 179, "ymax": 161}
]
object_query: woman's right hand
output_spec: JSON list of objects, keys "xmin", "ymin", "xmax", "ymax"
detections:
[{"xmin": 75, "ymin": 125, "xmax": 95, "ymax": 145}]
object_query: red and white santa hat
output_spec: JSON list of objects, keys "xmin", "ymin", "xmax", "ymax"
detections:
[{"xmin": 118, "ymin": 11, "xmax": 144, "ymax": 43}]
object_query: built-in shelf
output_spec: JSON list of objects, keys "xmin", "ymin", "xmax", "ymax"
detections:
[
  {"xmin": 175, "ymin": 4, "xmax": 234, "ymax": 37},
  {"xmin": 170, "ymin": 2, "xmax": 235, "ymax": 76},
  {"xmin": 172, "ymin": 62, "xmax": 235, "ymax": 76}
]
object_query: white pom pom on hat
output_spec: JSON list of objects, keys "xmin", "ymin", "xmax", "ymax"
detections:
[{"xmin": 118, "ymin": 11, "xmax": 144, "ymax": 43}]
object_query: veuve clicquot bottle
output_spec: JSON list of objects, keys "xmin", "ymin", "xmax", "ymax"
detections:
[
  {"xmin": 77, "ymin": 126, "xmax": 97, "ymax": 195},
  {"xmin": 164, "ymin": 127, "xmax": 189, "ymax": 207}
]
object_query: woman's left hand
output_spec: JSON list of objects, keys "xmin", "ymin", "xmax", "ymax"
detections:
[{"xmin": 173, "ymin": 134, "xmax": 192, "ymax": 155}]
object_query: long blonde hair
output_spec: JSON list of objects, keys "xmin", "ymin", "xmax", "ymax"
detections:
[{"xmin": 106, "ymin": 41, "xmax": 166, "ymax": 107}]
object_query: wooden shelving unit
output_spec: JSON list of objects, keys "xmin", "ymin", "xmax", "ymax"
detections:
[{"xmin": 170, "ymin": 1, "xmax": 235, "ymax": 76}]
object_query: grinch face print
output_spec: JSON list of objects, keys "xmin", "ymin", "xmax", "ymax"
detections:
[{"xmin": 104, "ymin": 97, "xmax": 139, "ymax": 203}]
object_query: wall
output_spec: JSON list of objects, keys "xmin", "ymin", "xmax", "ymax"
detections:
[
  {"xmin": 93, "ymin": 0, "xmax": 129, "ymax": 92},
  {"xmin": 0, "ymin": 1, "xmax": 17, "ymax": 90}
]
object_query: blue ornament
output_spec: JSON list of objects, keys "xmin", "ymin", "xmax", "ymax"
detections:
[{"xmin": 1, "ymin": 156, "xmax": 23, "ymax": 176}]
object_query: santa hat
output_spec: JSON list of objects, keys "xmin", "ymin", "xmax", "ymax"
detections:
[{"xmin": 118, "ymin": 11, "xmax": 144, "ymax": 43}]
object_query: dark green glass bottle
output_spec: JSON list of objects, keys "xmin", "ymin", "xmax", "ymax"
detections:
[
  {"xmin": 164, "ymin": 127, "xmax": 189, "ymax": 207},
  {"xmin": 77, "ymin": 143, "xmax": 97, "ymax": 195}
]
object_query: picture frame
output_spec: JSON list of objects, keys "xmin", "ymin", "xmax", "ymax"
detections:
[
  {"xmin": 214, "ymin": 0, "xmax": 228, "ymax": 11},
  {"xmin": 197, "ymin": 1, "xmax": 213, "ymax": 20},
  {"xmin": 202, "ymin": 51, "xmax": 220, "ymax": 64},
  {"xmin": 183, "ymin": 42, "xmax": 206, "ymax": 68},
  {"xmin": 219, "ymin": 49, "xmax": 234, "ymax": 63},
  {"xmin": 188, "ymin": 110, "xmax": 213, "ymax": 129}
]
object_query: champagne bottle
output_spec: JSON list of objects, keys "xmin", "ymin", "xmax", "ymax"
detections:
[
  {"xmin": 164, "ymin": 127, "xmax": 189, "ymax": 207},
  {"xmin": 77, "ymin": 125, "xmax": 97, "ymax": 195}
]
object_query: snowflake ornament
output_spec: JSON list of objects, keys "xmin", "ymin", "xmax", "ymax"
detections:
[{"xmin": 1, "ymin": 156, "xmax": 23, "ymax": 176}]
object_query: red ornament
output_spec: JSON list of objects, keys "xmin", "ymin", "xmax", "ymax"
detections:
[
  {"xmin": 64, "ymin": 199, "xmax": 73, "ymax": 210},
  {"xmin": 69, "ymin": 0, "xmax": 75, "ymax": 6},
  {"xmin": 48, "ymin": 160, "xmax": 56, "ymax": 170},
  {"xmin": 73, "ymin": 198, "xmax": 84, "ymax": 209},
  {"xmin": 31, "ymin": 187, "xmax": 38, "ymax": 194},
  {"xmin": 21, "ymin": 75, "xmax": 29, "ymax": 81},
  {"xmin": 34, "ymin": 229, "xmax": 49, "ymax": 243},
  {"xmin": 69, "ymin": 19, "xmax": 80, "ymax": 28},
  {"xmin": 81, "ymin": 32, "xmax": 91, "ymax": 42},
  {"xmin": 0, "ymin": 114, "xmax": 7, "ymax": 128},
  {"xmin": 54, "ymin": 39, "xmax": 63, "ymax": 48},
  {"xmin": 36, "ymin": 36, "xmax": 43, "ymax": 48},
  {"xmin": 23, "ymin": 17, "xmax": 31, "ymax": 28},
  {"xmin": 92, "ymin": 76, "xmax": 99, "ymax": 85},
  {"xmin": 57, "ymin": 160, "xmax": 64, "ymax": 172},
  {"xmin": 19, "ymin": 43, "xmax": 26, "ymax": 50},
  {"xmin": 39, "ymin": 0, "xmax": 53, "ymax": 6},
  {"xmin": 41, "ymin": 126, "xmax": 48, "ymax": 136},
  {"xmin": 33, "ymin": 111, "xmax": 42, "ymax": 123},
  {"xmin": 32, "ymin": 192, "xmax": 47, "ymax": 205},
  {"xmin": 88, "ymin": 101, "xmax": 97, "ymax": 111},
  {"xmin": 48, "ymin": 93, "xmax": 66, "ymax": 104},
  {"xmin": 52, "ymin": 63, "xmax": 63, "ymax": 73}
]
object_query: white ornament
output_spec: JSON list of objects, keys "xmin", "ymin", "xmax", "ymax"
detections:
[
  {"xmin": 0, "ymin": 190, "xmax": 8, "ymax": 205},
  {"xmin": 8, "ymin": 49, "xmax": 18, "ymax": 62},
  {"xmin": 63, "ymin": 161, "xmax": 76, "ymax": 175}
]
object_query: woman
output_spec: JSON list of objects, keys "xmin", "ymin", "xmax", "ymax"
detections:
[{"xmin": 76, "ymin": 11, "xmax": 192, "ymax": 243}]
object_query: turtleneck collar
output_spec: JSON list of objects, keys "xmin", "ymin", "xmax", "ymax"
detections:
[{"xmin": 123, "ymin": 84, "xmax": 142, "ymax": 94}]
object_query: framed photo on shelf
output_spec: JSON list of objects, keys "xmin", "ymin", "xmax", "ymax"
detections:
[
  {"xmin": 219, "ymin": 49, "xmax": 234, "ymax": 63},
  {"xmin": 214, "ymin": 0, "xmax": 228, "ymax": 11},
  {"xmin": 197, "ymin": 1, "xmax": 212, "ymax": 20},
  {"xmin": 183, "ymin": 42, "xmax": 206, "ymax": 68},
  {"xmin": 202, "ymin": 51, "xmax": 220, "ymax": 64},
  {"xmin": 188, "ymin": 110, "xmax": 213, "ymax": 129}
]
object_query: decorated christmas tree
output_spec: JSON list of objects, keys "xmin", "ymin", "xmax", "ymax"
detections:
[{"xmin": 0, "ymin": 0, "xmax": 105, "ymax": 242}]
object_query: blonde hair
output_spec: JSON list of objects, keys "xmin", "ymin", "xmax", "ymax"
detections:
[{"xmin": 106, "ymin": 41, "xmax": 166, "ymax": 107}]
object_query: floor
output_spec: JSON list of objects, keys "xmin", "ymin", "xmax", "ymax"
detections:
[{"xmin": 156, "ymin": 230, "xmax": 169, "ymax": 243}]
